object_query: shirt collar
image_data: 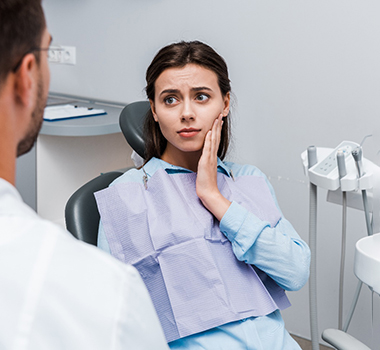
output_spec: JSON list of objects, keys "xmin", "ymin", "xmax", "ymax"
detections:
[
  {"xmin": 0, "ymin": 177, "xmax": 36, "ymax": 217},
  {"xmin": 0, "ymin": 178, "xmax": 22, "ymax": 201},
  {"xmin": 143, "ymin": 157, "xmax": 232, "ymax": 178},
  {"xmin": 217, "ymin": 158, "xmax": 232, "ymax": 177}
]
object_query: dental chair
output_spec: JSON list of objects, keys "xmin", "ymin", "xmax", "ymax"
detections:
[
  {"xmin": 119, "ymin": 100, "xmax": 150, "ymax": 159},
  {"xmin": 65, "ymin": 171, "xmax": 123, "ymax": 245},
  {"xmin": 65, "ymin": 101, "xmax": 150, "ymax": 245}
]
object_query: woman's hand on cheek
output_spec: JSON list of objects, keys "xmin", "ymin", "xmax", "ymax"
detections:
[{"xmin": 196, "ymin": 114, "xmax": 231, "ymax": 221}]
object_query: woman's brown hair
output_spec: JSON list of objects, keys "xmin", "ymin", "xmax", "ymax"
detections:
[{"xmin": 144, "ymin": 41, "xmax": 231, "ymax": 162}]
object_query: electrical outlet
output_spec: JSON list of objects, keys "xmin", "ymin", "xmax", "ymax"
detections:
[
  {"xmin": 61, "ymin": 46, "xmax": 76, "ymax": 65},
  {"xmin": 48, "ymin": 46, "xmax": 76, "ymax": 65}
]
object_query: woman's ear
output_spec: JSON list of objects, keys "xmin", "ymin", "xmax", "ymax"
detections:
[
  {"xmin": 149, "ymin": 99, "xmax": 158, "ymax": 122},
  {"xmin": 222, "ymin": 92, "xmax": 230, "ymax": 117},
  {"xmin": 14, "ymin": 53, "xmax": 37, "ymax": 108}
]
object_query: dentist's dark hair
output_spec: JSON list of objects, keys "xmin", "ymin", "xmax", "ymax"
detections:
[
  {"xmin": 0, "ymin": 0, "xmax": 46, "ymax": 87},
  {"xmin": 144, "ymin": 41, "xmax": 231, "ymax": 162}
]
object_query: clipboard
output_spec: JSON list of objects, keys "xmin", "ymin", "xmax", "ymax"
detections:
[{"xmin": 44, "ymin": 104, "xmax": 107, "ymax": 122}]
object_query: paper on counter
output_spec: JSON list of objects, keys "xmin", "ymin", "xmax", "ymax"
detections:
[{"xmin": 43, "ymin": 104, "xmax": 107, "ymax": 121}]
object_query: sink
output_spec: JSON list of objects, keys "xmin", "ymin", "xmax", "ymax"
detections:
[{"xmin": 354, "ymin": 233, "xmax": 380, "ymax": 294}]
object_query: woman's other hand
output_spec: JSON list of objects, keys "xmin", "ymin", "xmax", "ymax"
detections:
[{"xmin": 196, "ymin": 114, "xmax": 231, "ymax": 221}]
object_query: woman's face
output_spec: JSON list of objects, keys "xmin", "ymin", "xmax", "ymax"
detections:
[{"xmin": 150, "ymin": 63, "xmax": 230, "ymax": 165}]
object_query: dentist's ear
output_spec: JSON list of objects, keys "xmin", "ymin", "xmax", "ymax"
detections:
[{"xmin": 14, "ymin": 53, "xmax": 37, "ymax": 108}]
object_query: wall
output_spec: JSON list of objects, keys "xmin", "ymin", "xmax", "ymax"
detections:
[{"xmin": 43, "ymin": 0, "xmax": 380, "ymax": 346}]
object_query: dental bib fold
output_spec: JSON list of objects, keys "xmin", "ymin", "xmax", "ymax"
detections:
[{"xmin": 95, "ymin": 168, "xmax": 290, "ymax": 342}]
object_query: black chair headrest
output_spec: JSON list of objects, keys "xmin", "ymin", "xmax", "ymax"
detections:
[{"xmin": 119, "ymin": 101, "xmax": 150, "ymax": 158}]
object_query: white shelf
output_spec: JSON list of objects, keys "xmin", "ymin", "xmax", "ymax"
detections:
[{"xmin": 41, "ymin": 92, "xmax": 127, "ymax": 137}]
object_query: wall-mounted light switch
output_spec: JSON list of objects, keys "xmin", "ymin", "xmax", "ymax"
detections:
[{"xmin": 48, "ymin": 47, "xmax": 62, "ymax": 63}]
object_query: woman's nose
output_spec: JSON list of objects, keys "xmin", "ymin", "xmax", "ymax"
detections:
[{"xmin": 181, "ymin": 100, "xmax": 195, "ymax": 121}]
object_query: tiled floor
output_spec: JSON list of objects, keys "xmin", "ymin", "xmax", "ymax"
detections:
[{"xmin": 291, "ymin": 335, "xmax": 333, "ymax": 350}]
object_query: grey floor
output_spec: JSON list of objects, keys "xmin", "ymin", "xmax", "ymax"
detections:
[{"xmin": 291, "ymin": 335, "xmax": 333, "ymax": 350}]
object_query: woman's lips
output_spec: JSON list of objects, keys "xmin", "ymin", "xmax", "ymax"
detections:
[{"xmin": 177, "ymin": 128, "xmax": 201, "ymax": 138}]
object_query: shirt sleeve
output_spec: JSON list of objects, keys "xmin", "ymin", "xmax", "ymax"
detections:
[{"xmin": 219, "ymin": 164, "xmax": 310, "ymax": 292}]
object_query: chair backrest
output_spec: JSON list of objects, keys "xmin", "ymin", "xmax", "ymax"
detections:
[
  {"xmin": 65, "ymin": 101, "xmax": 149, "ymax": 244},
  {"xmin": 119, "ymin": 100, "xmax": 150, "ymax": 158},
  {"xmin": 65, "ymin": 171, "xmax": 123, "ymax": 245}
]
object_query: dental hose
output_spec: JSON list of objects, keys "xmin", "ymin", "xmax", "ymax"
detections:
[
  {"xmin": 336, "ymin": 151, "xmax": 347, "ymax": 331},
  {"xmin": 343, "ymin": 280, "xmax": 362, "ymax": 332},
  {"xmin": 340, "ymin": 147, "xmax": 373, "ymax": 332},
  {"xmin": 361, "ymin": 191, "xmax": 372, "ymax": 236},
  {"xmin": 352, "ymin": 147, "xmax": 373, "ymax": 237},
  {"xmin": 338, "ymin": 191, "xmax": 347, "ymax": 330},
  {"xmin": 307, "ymin": 146, "xmax": 320, "ymax": 350}
]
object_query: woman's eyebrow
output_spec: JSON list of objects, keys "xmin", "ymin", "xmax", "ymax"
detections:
[
  {"xmin": 159, "ymin": 89, "xmax": 180, "ymax": 97},
  {"xmin": 159, "ymin": 86, "xmax": 213, "ymax": 97},
  {"xmin": 191, "ymin": 86, "xmax": 212, "ymax": 92}
]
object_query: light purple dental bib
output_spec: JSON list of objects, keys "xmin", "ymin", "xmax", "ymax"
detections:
[{"xmin": 95, "ymin": 169, "xmax": 290, "ymax": 343}]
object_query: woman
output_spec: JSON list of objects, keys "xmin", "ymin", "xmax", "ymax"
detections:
[{"xmin": 96, "ymin": 41, "xmax": 310, "ymax": 350}]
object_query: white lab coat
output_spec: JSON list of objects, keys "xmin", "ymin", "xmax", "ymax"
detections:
[{"xmin": 0, "ymin": 178, "xmax": 169, "ymax": 350}]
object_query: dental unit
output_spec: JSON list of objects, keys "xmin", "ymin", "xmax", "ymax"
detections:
[{"xmin": 301, "ymin": 140, "xmax": 380, "ymax": 350}]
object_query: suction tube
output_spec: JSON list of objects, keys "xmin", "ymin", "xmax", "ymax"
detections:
[
  {"xmin": 338, "ymin": 193, "xmax": 347, "ymax": 330},
  {"xmin": 339, "ymin": 146, "xmax": 373, "ymax": 332},
  {"xmin": 307, "ymin": 146, "xmax": 320, "ymax": 350},
  {"xmin": 343, "ymin": 280, "xmax": 362, "ymax": 332},
  {"xmin": 352, "ymin": 147, "xmax": 373, "ymax": 236},
  {"xmin": 337, "ymin": 151, "xmax": 347, "ymax": 331}
]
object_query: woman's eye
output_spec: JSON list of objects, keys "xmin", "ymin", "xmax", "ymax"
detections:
[
  {"xmin": 196, "ymin": 94, "xmax": 209, "ymax": 102},
  {"xmin": 164, "ymin": 96, "xmax": 177, "ymax": 105}
]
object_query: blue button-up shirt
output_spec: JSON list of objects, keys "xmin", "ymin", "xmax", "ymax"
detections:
[{"xmin": 97, "ymin": 157, "xmax": 310, "ymax": 349}]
